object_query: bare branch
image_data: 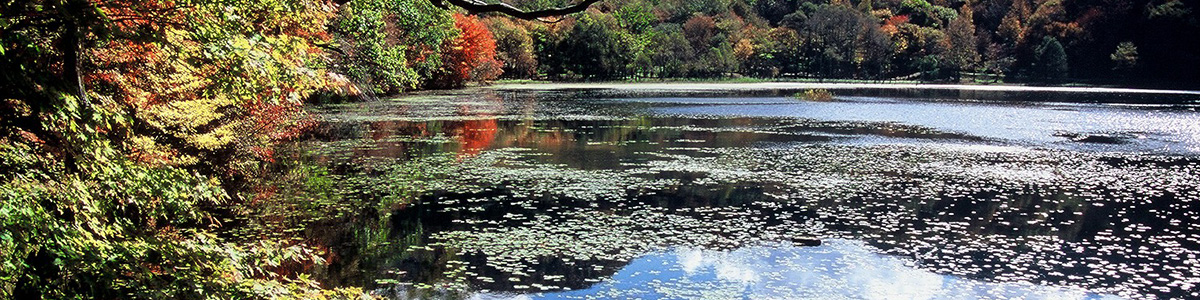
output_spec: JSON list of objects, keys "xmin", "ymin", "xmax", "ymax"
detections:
[{"xmin": 434, "ymin": 0, "xmax": 602, "ymax": 20}]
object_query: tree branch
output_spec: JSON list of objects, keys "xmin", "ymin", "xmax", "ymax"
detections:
[{"xmin": 434, "ymin": 0, "xmax": 602, "ymax": 20}]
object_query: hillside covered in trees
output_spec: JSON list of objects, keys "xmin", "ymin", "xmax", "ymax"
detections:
[
  {"xmin": 310, "ymin": 0, "xmax": 1200, "ymax": 90},
  {"xmin": 1, "ymin": 0, "xmax": 1198, "ymax": 299},
  {"xmin": 471, "ymin": 0, "xmax": 1198, "ymax": 85}
]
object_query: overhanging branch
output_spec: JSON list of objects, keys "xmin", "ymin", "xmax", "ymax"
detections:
[{"xmin": 433, "ymin": 0, "xmax": 602, "ymax": 20}]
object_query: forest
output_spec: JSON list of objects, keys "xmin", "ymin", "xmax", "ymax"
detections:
[
  {"xmin": 324, "ymin": 0, "xmax": 1200, "ymax": 90},
  {"xmin": 330, "ymin": 0, "xmax": 1200, "ymax": 88},
  {"xmin": 487, "ymin": 0, "xmax": 1198, "ymax": 85},
  {"xmin": 1, "ymin": 0, "xmax": 1198, "ymax": 299}
]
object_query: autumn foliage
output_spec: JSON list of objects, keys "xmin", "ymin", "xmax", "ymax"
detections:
[
  {"xmin": 83, "ymin": 0, "xmax": 336, "ymax": 171},
  {"xmin": 437, "ymin": 14, "xmax": 504, "ymax": 88},
  {"xmin": 1, "ymin": 1, "xmax": 363, "ymax": 298}
]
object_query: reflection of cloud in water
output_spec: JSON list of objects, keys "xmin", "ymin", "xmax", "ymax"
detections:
[
  {"xmin": 650, "ymin": 98, "xmax": 1200, "ymax": 154},
  {"xmin": 476, "ymin": 240, "xmax": 1122, "ymax": 300}
]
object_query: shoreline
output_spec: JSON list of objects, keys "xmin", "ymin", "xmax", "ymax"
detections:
[{"xmin": 488, "ymin": 82, "xmax": 1200, "ymax": 96}]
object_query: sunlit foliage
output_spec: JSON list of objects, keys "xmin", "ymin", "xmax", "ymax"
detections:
[
  {"xmin": 489, "ymin": 0, "xmax": 1198, "ymax": 83},
  {"xmin": 435, "ymin": 14, "xmax": 503, "ymax": 88},
  {"xmin": 1, "ymin": 0, "xmax": 368, "ymax": 298},
  {"xmin": 942, "ymin": 2, "xmax": 981, "ymax": 77},
  {"xmin": 87, "ymin": 0, "xmax": 337, "ymax": 172},
  {"xmin": 1110, "ymin": 41, "xmax": 1138, "ymax": 74},
  {"xmin": 485, "ymin": 18, "xmax": 539, "ymax": 78},
  {"xmin": 329, "ymin": 0, "xmax": 457, "ymax": 94}
]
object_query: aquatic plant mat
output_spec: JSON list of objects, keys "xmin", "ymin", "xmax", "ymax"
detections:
[{"xmin": 274, "ymin": 87, "xmax": 1200, "ymax": 299}]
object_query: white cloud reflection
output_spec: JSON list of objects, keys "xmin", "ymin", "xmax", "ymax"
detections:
[{"xmin": 524, "ymin": 239, "xmax": 1126, "ymax": 300}]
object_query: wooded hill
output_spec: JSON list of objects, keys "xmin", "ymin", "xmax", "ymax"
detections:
[{"xmin": 475, "ymin": 0, "xmax": 1199, "ymax": 85}]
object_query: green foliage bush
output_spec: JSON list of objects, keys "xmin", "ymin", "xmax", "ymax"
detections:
[
  {"xmin": 0, "ymin": 93, "xmax": 364, "ymax": 299},
  {"xmin": 795, "ymin": 88, "xmax": 834, "ymax": 101},
  {"xmin": 0, "ymin": 0, "xmax": 422, "ymax": 298},
  {"xmin": 1110, "ymin": 41, "xmax": 1138, "ymax": 76},
  {"xmin": 556, "ymin": 13, "xmax": 635, "ymax": 80},
  {"xmin": 1033, "ymin": 36, "xmax": 1069, "ymax": 81},
  {"xmin": 330, "ymin": 0, "xmax": 457, "ymax": 94},
  {"xmin": 486, "ymin": 18, "xmax": 540, "ymax": 79}
]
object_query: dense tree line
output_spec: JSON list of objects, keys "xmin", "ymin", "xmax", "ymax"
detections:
[{"xmin": 485, "ymin": 0, "xmax": 1199, "ymax": 84}]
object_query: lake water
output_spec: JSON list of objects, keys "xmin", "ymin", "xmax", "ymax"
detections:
[{"xmin": 273, "ymin": 85, "xmax": 1200, "ymax": 299}]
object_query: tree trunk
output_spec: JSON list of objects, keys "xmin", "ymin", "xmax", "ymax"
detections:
[{"xmin": 60, "ymin": 22, "xmax": 91, "ymax": 113}]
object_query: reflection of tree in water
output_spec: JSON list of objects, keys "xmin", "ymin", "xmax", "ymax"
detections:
[
  {"xmin": 251, "ymin": 90, "xmax": 1200, "ymax": 299},
  {"xmin": 453, "ymin": 105, "xmax": 498, "ymax": 158}
]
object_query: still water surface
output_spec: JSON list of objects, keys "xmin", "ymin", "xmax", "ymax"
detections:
[{"xmin": 287, "ymin": 86, "xmax": 1200, "ymax": 299}]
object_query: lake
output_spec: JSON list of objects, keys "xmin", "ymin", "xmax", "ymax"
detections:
[{"xmin": 257, "ymin": 84, "xmax": 1200, "ymax": 299}]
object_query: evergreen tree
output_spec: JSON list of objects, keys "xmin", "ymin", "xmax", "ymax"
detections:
[
  {"xmin": 1110, "ymin": 41, "xmax": 1138, "ymax": 75},
  {"xmin": 1033, "ymin": 36, "xmax": 1068, "ymax": 81}
]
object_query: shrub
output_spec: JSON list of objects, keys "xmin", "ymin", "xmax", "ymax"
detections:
[{"xmin": 796, "ymin": 89, "xmax": 834, "ymax": 101}]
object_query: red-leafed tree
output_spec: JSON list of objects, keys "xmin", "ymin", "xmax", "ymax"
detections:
[{"xmin": 435, "ymin": 14, "xmax": 503, "ymax": 88}]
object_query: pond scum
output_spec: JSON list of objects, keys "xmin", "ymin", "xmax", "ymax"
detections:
[
  {"xmin": 243, "ymin": 90, "xmax": 1200, "ymax": 299},
  {"xmin": 366, "ymin": 146, "xmax": 1196, "ymax": 299}
]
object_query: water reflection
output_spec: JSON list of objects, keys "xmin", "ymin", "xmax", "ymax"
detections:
[
  {"xmin": 522, "ymin": 240, "xmax": 1121, "ymax": 300},
  {"xmin": 649, "ymin": 96, "xmax": 1200, "ymax": 154},
  {"xmin": 353, "ymin": 145, "xmax": 1197, "ymax": 299},
  {"xmin": 312, "ymin": 116, "xmax": 983, "ymax": 171},
  {"xmin": 270, "ymin": 87, "xmax": 1200, "ymax": 300},
  {"xmin": 376, "ymin": 240, "xmax": 1122, "ymax": 300}
]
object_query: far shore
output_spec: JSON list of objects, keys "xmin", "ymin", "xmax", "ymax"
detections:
[{"xmin": 488, "ymin": 81, "xmax": 1200, "ymax": 96}]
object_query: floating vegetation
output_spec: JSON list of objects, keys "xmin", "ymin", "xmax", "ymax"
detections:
[
  {"xmin": 285, "ymin": 89, "xmax": 1200, "ymax": 300},
  {"xmin": 796, "ymin": 89, "xmax": 834, "ymax": 101},
  {"xmin": 352, "ymin": 142, "xmax": 1200, "ymax": 299}
]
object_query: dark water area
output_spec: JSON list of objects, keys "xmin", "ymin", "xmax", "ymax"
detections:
[{"xmin": 264, "ymin": 86, "xmax": 1200, "ymax": 299}]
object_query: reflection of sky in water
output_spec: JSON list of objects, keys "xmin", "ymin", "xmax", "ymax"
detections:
[
  {"xmin": 326, "ymin": 91, "xmax": 1200, "ymax": 299},
  {"xmin": 474, "ymin": 240, "xmax": 1123, "ymax": 300},
  {"xmin": 644, "ymin": 97, "xmax": 1200, "ymax": 154}
]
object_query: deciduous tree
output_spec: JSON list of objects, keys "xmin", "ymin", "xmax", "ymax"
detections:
[
  {"xmin": 436, "ymin": 14, "xmax": 503, "ymax": 87},
  {"xmin": 486, "ymin": 18, "xmax": 540, "ymax": 78},
  {"xmin": 943, "ymin": 2, "xmax": 982, "ymax": 76}
]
